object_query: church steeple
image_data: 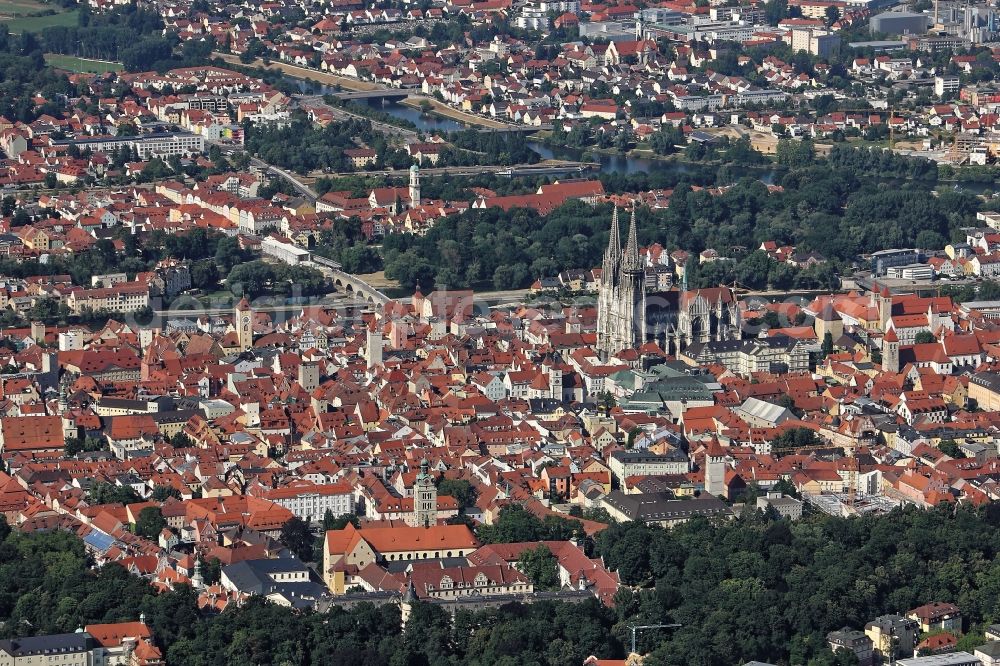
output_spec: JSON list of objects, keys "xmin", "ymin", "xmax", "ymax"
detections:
[
  {"xmin": 622, "ymin": 207, "xmax": 642, "ymax": 273},
  {"xmin": 603, "ymin": 207, "xmax": 621, "ymax": 275},
  {"xmin": 413, "ymin": 457, "xmax": 436, "ymax": 528},
  {"xmin": 597, "ymin": 205, "xmax": 646, "ymax": 359},
  {"xmin": 235, "ymin": 295, "xmax": 253, "ymax": 353}
]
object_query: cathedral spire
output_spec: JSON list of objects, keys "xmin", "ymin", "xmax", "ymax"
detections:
[
  {"xmin": 622, "ymin": 206, "xmax": 641, "ymax": 272},
  {"xmin": 604, "ymin": 207, "xmax": 621, "ymax": 263}
]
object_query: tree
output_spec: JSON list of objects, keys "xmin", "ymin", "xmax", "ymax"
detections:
[
  {"xmin": 477, "ymin": 504, "xmax": 583, "ymax": 544},
  {"xmin": 914, "ymin": 331, "xmax": 936, "ymax": 344},
  {"xmin": 764, "ymin": 0, "xmax": 787, "ymax": 24},
  {"xmin": 773, "ymin": 427, "xmax": 821, "ymax": 451},
  {"xmin": 135, "ymin": 507, "xmax": 167, "ymax": 539},
  {"xmin": 190, "ymin": 259, "xmax": 220, "ymax": 290},
  {"xmin": 437, "ymin": 479, "xmax": 475, "ymax": 508},
  {"xmin": 116, "ymin": 121, "xmax": 139, "ymax": 137},
  {"xmin": 322, "ymin": 511, "xmax": 360, "ymax": 531},
  {"xmin": 151, "ymin": 485, "xmax": 182, "ymax": 501},
  {"xmin": 777, "ymin": 394, "xmax": 802, "ymax": 418},
  {"xmin": 938, "ymin": 439, "xmax": 965, "ymax": 458},
  {"xmin": 979, "ymin": 280, "xmax": 1000, "ymax": 301},
  {"xmin": 139, "ymin": 158, "xmax": 171, "ymax": 182},
  {"xmin": 88, "ymin": 482, "xmax": 141, "ymax": 505},
  {"xmin": 170, "ymin": 432, "xmax": 193, "ymax": 448},
  {"xmin": 915, "ymin": 229, "xmax": 945, "ymax": 250},
  {"xmin": 65, "ymin": 436, "xmax": 104, "ymax": 456},
  {"xmin": 198, "ymin": 556, "xmax": 222, "ymax": 586},
  {"xmin": 280, "ymin": 516, "xmax": 315, "ymax": 562},
  {"xmin": 776, "ymin": 138, "xmax": 815, "ymax": 167},
  {"xmin": 518, "ymin": 544, "xmax": 561, "ymax": 591},
  {"xmin": 821, "ymin": 331, "xmax": 834, "ymax": 357}
]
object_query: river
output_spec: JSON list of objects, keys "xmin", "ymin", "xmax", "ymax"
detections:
[
  {"xmin": 360, "ymin": 99, "xmax": 698, "ymax": 175},
  {"xmin": 356, "ymin": 98, "xmax": 781, "ymax": 179},
  {"xmin": 292, "ymin": 78, "xmax": 775, "ymax": 179},
  {"xmin": 297, "ymin": 84, "xmax": 990, "ymax": 192}
]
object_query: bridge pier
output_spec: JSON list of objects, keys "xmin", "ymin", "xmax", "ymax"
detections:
[{"xmin": 328, "ymin": 267, "xmax": 391, "ymax": 307}]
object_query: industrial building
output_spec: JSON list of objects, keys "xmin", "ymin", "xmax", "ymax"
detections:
[{"xmin": 870, "ymin": 11, "xmax": 931, "ymax": 35}]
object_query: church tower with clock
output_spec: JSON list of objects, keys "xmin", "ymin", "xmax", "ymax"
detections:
[{"xmin": 235, "ymin": 296, "xmax": 253, "ymax": 352}]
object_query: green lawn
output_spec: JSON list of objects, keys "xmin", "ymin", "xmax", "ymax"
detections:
[
  {"xmin": 44, "ymin": 53, "xmax": 122, "ymax": 74},
  {"xmin": 1, "ymin": 7, "xmax": 78, "ymax": 32},
  {"xmin": 0, "ymin": 0, "xmax": 50, "ymax": 14}
]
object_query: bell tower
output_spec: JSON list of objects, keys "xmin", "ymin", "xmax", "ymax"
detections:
[
  {"xmin": 408, "ymin": 164, "xmax": 420, "ymax": 209},
  {"xmin": 884, "ymin": 326, "xmax": 900, "ymax": 374},
  {"xmin": 704, "ymin": 438, "xmax": 727, "ymax": 497},
  {"xmin": 235, "ymin": 296, "xmax": 253, "ymax": 352},
  {"xmin": 879, "ymin": 286, "xmax": 892, "ymax": 332},
  {"xmin": 413, "ymin": 458, "xmax": 436, "ymax": 528}
]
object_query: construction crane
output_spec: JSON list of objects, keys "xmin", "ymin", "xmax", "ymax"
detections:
[
  {"xmin": 727, "ymin": 280, "xmax": 753, "ymax": 294},
  {"xmin": 889, "ymin": 104, "xmax": 895, "ymax": 151},
  {"xmin": 628, "ymin": 624, "xmax": 682, "ymax": 655}
]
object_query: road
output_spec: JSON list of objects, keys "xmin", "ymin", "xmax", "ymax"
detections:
[
  {"xmin": 296, "ymin": 94, "xmax": 420, "ymax": 142},
  {"xmin": 259, "ymin": 160, "xmax": 317, "ymax": 200},
  {"xmin": 313, "ymin": 161, "xmax": 594, "ymax": 179},
  {"xmin": 208, "ymin": 138, "xmax": 318, "ymax": 200},
  {"xmin": 213, "ymin": 52, "xmax": 378, "ymax": 91},
  {"xmin": 398, "ymin": 97, "xmax": 511, "ymax": 130}
]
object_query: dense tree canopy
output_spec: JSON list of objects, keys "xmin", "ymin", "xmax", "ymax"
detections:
[
  {"xmin": 379, "ymin": 147, "xmax": 978, "ymax": 292},
  {"xmin": 279, "ymin": 517, "xmax": 315, "ymax": 563},
  {"xmin": 136, "ymin": 507, "xmax": 167, "ymax": 539},
  {"xmin": 244, "ymin": 115, "xmax": 392, "ymax": 174},
  {"xmin": 518, "ymin": 544, "xmax": 561, "ymax": 591},
  {"xmin": 437, "ymin": 479, "xmax": 476, "ymax": 509},
  {"xmin": 0, "ymin": 519, "xmax": 620, "ymax": 665},
  {"xmin": 595, "ymin": 505, "xmax": 1000, "ymax": 665},
  {"xmin": 8, "ymin": 505, "xmax": 1000, "ymax": 664},
  {"xmin": 476, "ymin": 504, "xmax": 583, "ymax": 544},
  {"xmin": 87, "ymin": 482, "xmax": 141, "ymax": 505},
  {"xmin": 0, "ymin": 29, "xmax": 78, "ymax": 124},
  {"xmin": 225, "ymin": 260, "xmax": 327, "ymax": 299},
  {"xmin": 38, "ymin": 7, "xmax": 214, "ymax": 72}
]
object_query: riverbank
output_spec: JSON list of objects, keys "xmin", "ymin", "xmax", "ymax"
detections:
[
  {"xmin": 399, "ymin": 96, "xmax": 510, "ymax": 129},
  {"xmin": 215, "ymin": 52, "xmax": 515, "ymax": 130},
  {"xmin": 529, "ymin": 134, "xmax": 774, "ymax": 166},
  {"xmin": 213, "ymin": 52, "xmax": 378, "ymax": 91}
]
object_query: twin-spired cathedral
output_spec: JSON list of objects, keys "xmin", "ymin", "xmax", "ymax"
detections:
[{"xmin": 595, "ymin": 207, "xmax": 741, "ymax": 359}]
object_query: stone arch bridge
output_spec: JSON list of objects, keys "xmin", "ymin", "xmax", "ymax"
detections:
[{"xmin": 312, "ymin": 256, "xmax": 390, "ymax": 306}]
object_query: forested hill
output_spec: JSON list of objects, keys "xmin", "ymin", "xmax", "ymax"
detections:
[{"xmin": 5, "ymin": 506, "xmax": 1000, "ymax": 665}]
